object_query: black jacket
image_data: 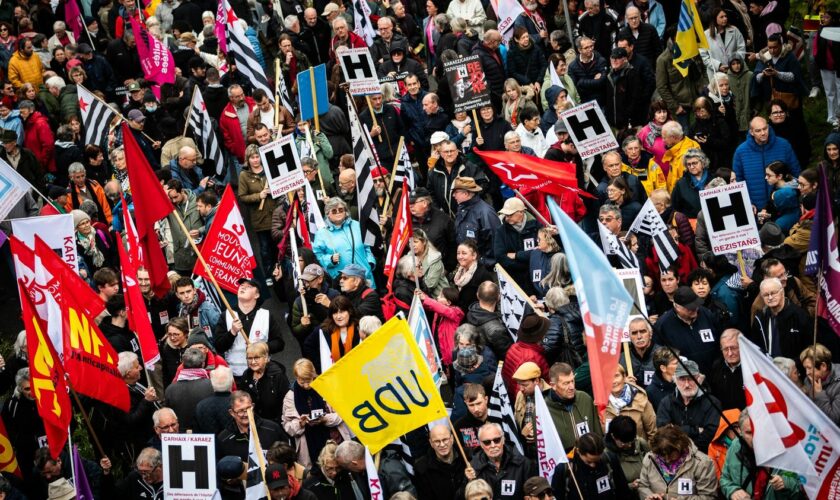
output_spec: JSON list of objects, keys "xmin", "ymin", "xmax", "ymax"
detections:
[
  {"xmin": 470, "ymin": 444, "xmax": 537, "ymax": 500},
  {"xmin": 606, "ymin": 63, "xmax": 645, "ymax": 128},
  {"xmin": 345, "ymin": 284, "xmax": 385, "ymax": 322},
  {"xmin": 552, "ymin": 452, "xmax": 631, "ymax": 500},
  {"xmin": 105, "ymin": 38, "xmax": 142, "ymax": 83},
  {"xmin": 568, "ymin": 54, "xmax": 609, "ymax": 106},
  {"xmin": 707, "ymin": 357, "xmax": 746, "ymax": 411},
  {"xmin": 454, "ymin": 196, "xmax": 501, "ymax": 262},
  {"xmin": 506, "ymin": 38, "xmax": 548, "ymax": 87},
  {"xmin": 242, "ymin": 360, "xmax": 290, "ymax": 423},
  {"xmin": 370, "ymin": 32, "xmax": 408, "ymax": 64},
  {"xmin": 194, "ymin": 391, "xmax": 233, "ymax": 435},
  {"xmin": 471, "ymin": 42, "xmax": 506, "ymax": 96},
  {"xmin": 653, "ymin": 307, "xmax": 721, "ymax": 374},
  {"xmin": 414, "ymin": 447, "xmax": 468, "ymax": 500},
  {"xmin": 646, "ymin": 372, "xmax": 675, "ymax": 411},
  {"xmin": 619, "ymin": 23, "xmax": 662, "ymax": 68},
  {"xmin": 454, "ymin": 264, "xmax": 494, "ymax": 313},
  {"xmin": 360, "ymin": 103, "xmax": 404, "ymax": 167},
  {"xmin": 656, "ymin": 390, "xmax": 721, "ymax": 452},
  {"xmin": 493, "ymin": 218, "xmax": 541, "ymax": 296},
  {"xmin": 164, "ymin": 378, "xmax": 214, "ymax": 431},
  {"xmin": 213, "ymin": 305, "xmax": 286, "ymax": 361},
  {"xmin": 466, "ymin": 302, "xmax": 513, "ymax": 361},
  {"xmin": 216, "ymin": 417, "xmax": 289, "ymax": 461},
  {"xmin": 426, "ymin": 155, "xmax": 488, "ymax": 216},
  {"xmin": 576, "ymin": 8, "xmax": 619, "ymax": 60},
  {"xmin": 750, "ymin": 302, "xmax": 812, "ymax": 360},
  {"xmin": 412, "ymin": 206, "xmax": 456, "ymax": 270}
]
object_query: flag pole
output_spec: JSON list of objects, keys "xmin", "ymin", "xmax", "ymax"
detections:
[
  {"xmin": 566, "ymin": 461, "xmax": 585, "ymax": 500},
  {"xmin": 78, "ymin": 11, "xmax": 94, "ymax": 45},
  {"xmin": 446, "ymin": 418, "xmax": 474, "ymax": 474},
  {"xmin": 274, "ymin": 58, "xmax": 282, "ymax": 131},
  {"xmin": 513, "ymin": 189, "xmax": 552, "ymax": 227},
  {"xmin": 169, "ymin": 210, "xmax": 249, "ymax": 345},
  {"xmin": 495, "ymin": 263, "xmax": 547, "ymax": 317},
  {"xmin": 86, "ymin": 86, "xmax": 158, "ymax": 144},
  {"xmin": 622, "ymin": 341, "xmax": 634, "ymax": 379},
  {"xmin": 811, "ymin": 267, "xmax": 822, "ymax": 399},
  {"xmin": 67, "ymin": 425, "xmax": 77, "ymax": 487},
  {"xmin": 309, "ymin": 68, "xmax": 320, "ymax": 132},
  {"xmin": 471, "ymin": 109, "xmax": 482, "ymax": 140},
  {"xmin": 289, "ymin": 202, "xmax": 309, "ymax": 317},
  {"xmin": 247, "ymin": 407, "xmax": 272, "ymax": 498},
  {"xmin": 365, "ymin": 96, "xmax": 382, "ymax": 142},
  {"xmin": 69, "ymin": 385, "xmax": 107, "ymax": 458},
  {"xmin": 382, "ymin": 136, "xmax": 404, "ymax": 220},
  {"xmin": 182, "ymin": 85, "xmax": 197, "ymax": 138},
  {"xmin": 736, "ymin": 250, "xmax": 748, "ymax": 279}
]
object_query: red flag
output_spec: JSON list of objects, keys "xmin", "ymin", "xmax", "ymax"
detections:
[
  {"xmin": 39, "ymin": 202, "xmax": 61, "ymax": 216},
  {"xmin": 117, "ymin": 236, "xmax": 161, "ymax": 370},
  {"xmin": 20, "ymin": 284, "xmax": 71, "ymax": 459},
  {"xmin": 278, "ymin": 198, "xmax": 304, "ymax": 259},
  {"xmin": 296, "ymin": 202, "xmax": 312, "ymax": 248},
  {"xmin": 473, "ymin": 149, "xmax": 594, "ymax": 199},
  {"xmin": 122, "ymin": 123, "xmax": 173, "ymax": 297},
  {"xmin": 35, "ymin": 239, "xmax": 130, "ymax": 412},
  {"xmin": 120, "ymin": 193, "xmax": 143, "ymax": 268},
  {"xmin": 383, "ymin": 183, "xmax": 413, "ymax": 289},
  {"xmin": 192, "ymin": 185, "xmax": 257, "ymax": 293},
  {"xmin": 0, "ymin": 416, "xmax": 22, "ymax": 478}
]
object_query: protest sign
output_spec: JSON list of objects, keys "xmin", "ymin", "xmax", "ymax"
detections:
[
  {"xmin": 614, "ymin": 267, "xmax": 646, "ymax": 342},
  {"xmin": 162, "ymin": 434, "xmax": 216, "ymax": 499},
  {"xmin": 699, "ymin": 181, "xmax": 760, "ymax": 255},
  {"xmin": 559, "ymin": 101, "xmax": 618, "ymax": 159},
  {"xmin": 339, "ymin": 48, "xmax": 380, "ymax": 95},
  {"xmin": 444, "ymin": 55, "xmax": 492, "ymax": 113},
  {"xmin": 311, "ymin": 317, "xmax": 447, "ymax": 453},
  {"xmin": 0, "ymin": 157, "xmax": 30, "ymax": 221},
  {"xmin": 259, "ymin": 134, "xmax": 306, "ymax": 198},
  {"xmin": 12, "ymin": 214, "xmax": 78, "ymax": 272}
]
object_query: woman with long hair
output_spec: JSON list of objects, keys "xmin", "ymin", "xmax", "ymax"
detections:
[
  {"xmin": 305, "ymin": 296, "xmax": 360, "ymax": 373},
  {"xmin": 502, "ymin": 78, "xmax": 532, "ymax": 127},
  {"xmin": 701, "ymin": 8, "xmax": 746, "ymax": 74},
  {"xmin": 451, "ymin": 240, "xmax": 494, "ymax": 313},
  {"xmin": 639, "ymin": 425, "xmax": 719, "ymax": 498},
  {"xmin": 637, "ymin": 100, "xmax": 672, "ymax": 176}
]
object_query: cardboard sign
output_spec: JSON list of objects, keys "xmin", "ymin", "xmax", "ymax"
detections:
[
  {"xmin": 614, "ymin": 267, "xmax": 646, "ymax": 342},
  {"xmin": 339, "ymin": 48, "xmax": 380, "ymax": 95},
  {"xmin": 700, "ymin": 181, "xmax": 760, "ymax": 255},
  {"xmin": 444, "ymin": 55, "xmax": 492, "ymax": 113},
  {"xmin": 559, "ymin": 101, "xmax": 618, "ymax": 159},
  {"xmin": 162, "ymin": 434, "xmax": 216, "ymax": 499},
  {"xmin": 259, "ymin": 134, "xmax": 306, "ymax": 198},
  {"xmin": 12, "ymin": 214, "xmax": 78, "ymax": 272}
]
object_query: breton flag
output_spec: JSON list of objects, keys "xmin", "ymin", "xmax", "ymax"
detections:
[
  {"xmin": 383, "ymin": 182, "xmax": 412, "ymax": 288},
  {"xmin": 673, "ymin": 0, "xmax": 709, "ymax": 77},
  {"xmin": 488, "ymin": 362, "xmax": 524, "ymax": 454},
  {"xmin": 348, "ymin": 99, "xmax": 382, "ymax": 249},
  {"xmin": 629, "ymin": 198, "xmax": 680, "ymax": 271},
  {"xmin": 548, "ymin": 196, "xmax": 634, "ymax": 410},
  {"xmin": 534, "ymin": 388, "xmax": 568, "ymax": 480},
  {"xmin": 408, "ymin": 294, "xmax": 444, "ymax": 387},
  {"xmin": 598, "ymin": 222, "xmax": 640, "ymax": 269},
  {"xmin": 245, "ymin": 409, "xmax": 270, "ymax": 500},
  {"xmin": 496, "ymin": 264, "xmax": 531, "ymax": 341},
  {"xmin": 303, "ymin": 182, "xmax": 326, "ymax": 234},
  {"xmin": 188, "ymin": 87, "xmax": 225, "ymax": 176},
  {"xmin": 275, "ymin": 60, "xmax": 295, "ymax": 116},
  {"xmin": 353, "ymin": 0, "xmax": 376, "ymax": 46},
  {"xmin": 740, "ymin": 336, "xmax": 840, "ymax": 499},
  {"xmin": 228, "ymin": 19, "xmax": 274, "ymax": 102},
  {"xmin": 390, "ymin": 141, "xmax": 415, "ymax": 203},
  {"xmin": 78, "ymin": 84, "xmax": 117, "ymax": 147}
]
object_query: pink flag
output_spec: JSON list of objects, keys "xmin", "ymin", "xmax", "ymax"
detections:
[
  {"xmin": 216, "ymin": 0, "xmax": 231, "ymax": 54},
  {"xmin": 65, "ymin": 0, "xmax": 84, "ymax": 41},
  {"xmin": 129, "ymin": 16, "xmax": 175, "ymax": 85}
]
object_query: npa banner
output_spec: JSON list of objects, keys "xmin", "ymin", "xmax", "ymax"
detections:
[
  {"xmin": 559, "ymin": 101, "xmax": 618, "ymax": 159},
  {"xmin": 259, "ymin": 135, "xmax": 306, "ymax": 198},
  {"xmin": 130, "ymin": 16, "xmax": 175, "ymax": 85},
  {"xmin": 444, "ymin": 55, "xmax": 492, "ymax": 114},
  {"xmin": 0, "ymin": 401, "xmax": 22, "ymax": 477},
  {"xmin": 699, "ymin": 181, "xmax": 760, "ymax": 255},
  {"xmin": 311, "ymin": 317, "xmax": 447, "ymax": 453},
  {"xmin": 12, "ymin": 214, "xmax": 78, "ymax": 272},
  {"xmin": 193, "ymin": 185, "xmax": 257, "ymax": 293},
  {"xmin": 162, "ymin": 434, "xmax": 217, "ymax": 499}
]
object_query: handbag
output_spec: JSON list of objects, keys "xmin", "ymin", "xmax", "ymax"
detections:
[
  {"xmin": 557, "ymin": 318, "xmax": 583, "ymax": 369},
  {"xmin": 771, "ymin": 77, "xmax": 801, "ymax": 109}
]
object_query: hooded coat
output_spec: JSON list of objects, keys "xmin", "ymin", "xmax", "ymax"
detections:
[{"xmin": 732, "ymin": 126, "xmax": 800, "ymax": 211}]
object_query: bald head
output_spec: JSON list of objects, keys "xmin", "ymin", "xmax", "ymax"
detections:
[
  {"xmin": 428, "ymin": 424, "xmax": 454, "ymax": 460},
  {"xmin": 339, "ymin": 169, "xmax": 356, "ymax": 183},
  {"xmin": 749, "ymin": 116, "xmax": 769, "ymax": 145}
]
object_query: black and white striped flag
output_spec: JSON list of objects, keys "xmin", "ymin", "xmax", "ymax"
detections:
[
  {"xmin": 629, "ymin": 198, "xmax": 680, "ymax": 270},
  {"xmin": 347, "ymin": 99, "xmax": 382, "ymax": 249},
  {"xmin": 275, "ymin": 61, "xmax": 294, "ymax": 116},
  {"xmin": 187, "ymin": 87, "xmax": 225, "ymax": 176},
  {"xmin": 245, "ymin": 411, "xmax": 269, "ymax": 500},
  {"xmin": 78, "ymin": 84, "xmax": 117, "ymax": 147},
  {"xmin": 228, "ymin": 19, "xmax": 274, "ymax": 102},
  {"xmin": 496, "ymin": 264, "xmax": 528, "ymax": 341},
  {"xmin": 390, "ymin": 140, "xmax": 415, "ymax": 202},
  {"xmin": 487, "ymin": 363, "xmax": 524, "ymax": 454},
  {"xmin": 353, "ymin": 0, "xmax": 376, "ymax": 45},
  {"xmin": 598, "ymin": 222, "xmax": 639, "ymax": 269}
]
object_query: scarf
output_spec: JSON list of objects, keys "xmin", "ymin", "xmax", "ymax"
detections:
[
  {"xmin": 644, "ymin": 121, "xmax": 663, "ymax": 149},
  {"xmin": 652, "ymin": 449, "xmax": 690, "ymax": 483},
  {"xmin": 452, "ymin": 117, "xmax": 473, "ymax": 150},
  {"xmin": 177, "ymin": 367, "xmax": 210, "ymax": 381},
  {"xmin": 330, "ymin": 325, "xmax": 355, "ymax": 362},
  {"xmin": 77, "ymin": 230, "xmax": 105, "ymax": 268},
  {"xmin": 608, "ymin": 384, "xmax": 633, "ymax": 411},
  {"xmin": 71, "ymin": 179, "xmax": 107, "ymax": 222},
  {"xmin": 690, "ymin": 170, "xmax": 709, "ymax": 191},
  {"xmin": 453, "ymin": 261, "xmax": 478, "ymax": 289},
  {"xmin": 293, "ymin": 382, "xmax": 331, "ymax": 463}
]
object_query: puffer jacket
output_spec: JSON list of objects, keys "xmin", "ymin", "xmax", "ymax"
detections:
[
  {"xmin": 7, "ymin": 49, "xmax": 43, "ymax": 89},
  {"xmin": 311, "ymin": 217, "xmax": 376, "ymax": 285},
  {"xmin": 557, "ymin": 298, "xmax": 586, "ymax": 361},
  {"xmin": 720, "ymin": 438, "xmax": 803, "ymax": 500},
  {"xmin": 22, "ymin": 110, "xmax": 54, "ymax": 173},
  {"xmin": 238, "ymin": 168, "xmax": 275, "ymax": 231},
  {"xmin": 426, "ymin": 154, "xmax": 488, "ymax": 216},
  {"xmin": 604, "ymin": 383, "xmax": 657, "ymax": 442},
  {"xmin": 568, "ymin": 53, "xmax": 609, "ymax": 105},
  {"xmin": 638, "ymin": 444, "xmax": 719, "ymax": 500},
  {"xmin": 732, "ymin": 127, "xmax": 801, "ymax": 210},
  {"xmin": 542, "ymin": 309, "xmax": 578, "ymax": 367},
  {"xmin": 772, "ymin": 187, "xmax": 800, "ymax": 233},
  {"xmin": 661, "ymin": 136, "xmax": 701, "ymax": 192},
  {"xmin": 454, "ymin": 195, "xmax": 501, "ymax": 261},
  {"xmin": 503, "ymin": 342, "xmax": 551, "ymax": 397},
  {"xmin": 466, "ymin": 302, "xmax": 513, "ymax": 361}
]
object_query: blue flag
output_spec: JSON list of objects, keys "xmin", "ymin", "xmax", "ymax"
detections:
[
  {"xmin": 297, "ymin": 64, "xmax": 329, "ymax": 121},
  {"xmin": 547, "ymin": 197, "xmax": 634, "ymax": 409}
]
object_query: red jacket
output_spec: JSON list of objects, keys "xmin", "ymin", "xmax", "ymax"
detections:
[
  {"xmin": 329, "ymin": 31, "xmax": 369, "ymax": 62},
  {"xmin": 503, "ymin": 342, "xmax": 550, "ymax": 398},
  {"xmin": 23, "ymin": 110, "xmax": 55, "ymax": 173},
  {"xmin": 219, "ymin": 97, "xmax": 256, "ymax": 163}
]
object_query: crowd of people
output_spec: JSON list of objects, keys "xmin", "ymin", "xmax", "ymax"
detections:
[{"xmin": 0, "ymin": 0, "xmax": 838, "ymax": 498}]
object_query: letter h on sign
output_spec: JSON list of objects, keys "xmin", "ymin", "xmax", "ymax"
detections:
[
  {"xmin": 341, "ymin": 53, "xmax": 374, "ymax": 79},
  {"xmin": 264, "ymin": 143, "xmax": 298, "ymax": 179},
  {"xmin": 706, "ymin": 192, "xmax": 749, "ymax": 232},
  {"xmin": 566, "ymin": 108, "xmax": 606, "ymax": 141},
  {"xmin": 166, "ymin": 444, "xmax": 211, "ymax": 489}
]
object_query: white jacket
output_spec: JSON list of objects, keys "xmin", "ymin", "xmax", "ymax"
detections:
[
  {"xmin": 515, "ymin": 122, "xmax": 548, "ymax": 158},
  {"xmin": 701, "ymin": 26, "xmax": 745, "ymax": 75},
  {"xmin": 446, "ymin": 0, "xmax": 487, "ymax": 36}
]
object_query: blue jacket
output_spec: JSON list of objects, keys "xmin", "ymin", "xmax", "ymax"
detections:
[
  {"xmin": 400, "ymin": 89, "xmax": 428, "ymax": 149},
  {"xmin": 772, "ymin": 186, "xmax": 800, "ymax": 233},
  {"xmin": 647, "ymin": 0, "xmax": 666, "ymax": 37},
  {"xmin": 178, "ymin": 289, "xmax": 222, "ymax": 335},
  {"xmin": 529, "ymin": 250, "xmax": 555, "ymax": 298},
  {"xmin": 169, "ymin": 158, "xmax": 206, "ymax": 195},
  {"xmin": 732, "ymin": 127, "xmax": 800, "ymax": 210},
  {"xmin": 454, "ymin": 195, "xmax": 501, "ymax": 264},
  {"xmin": 653, "ymin": 306, "xmax": 721, "ymax": 375},
  {"xmin": 311, "ymin": 217, "xmax": 376, "ymax": 287},
  {"xmin": 0, "ymin": 110, "xmax": 23, "ymax": 146}
]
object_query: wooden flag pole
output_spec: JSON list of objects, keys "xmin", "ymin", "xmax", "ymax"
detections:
[
  {"xmin": 446, "ymin": 418, "xmax": 474, "ymax": 473},
  {"xmin": 736, "ymin": 249, "xmax": 748, "ymax": 279},
  {"xmin": 513, "ymin": 189, "xmax": 552, "ymax": 227},
  {"xmin": 289, "ymin": 202, "xmax": 308, "ymax": 317},
  {"xmin": 169, "ymin": 209, "xmax": 249, "ymax": 345},
  {"xmin": 309, "ymin": 68, "xmax": 320, "ymax": 132},
  {"xmin": 274, "ymin": 58, "xmax": 282, "ymax": 131},
  {"xmin": 69, "ymin": 385, "xmax": 107, "ymax": 458},
  {"xmin": 182, "ymin": 85, "xmax": 197, "ymax": 138},
  {"xmin": 495, "ymin": 263, "xmax": 547, "ymax": 317},
  {"xmin": 382, "ymin": 136, "xmax": 405, "ymax": 220},
  {"xmin": 247, "ymin": 407, "xmax": 273, "ymax": 498},
  {"xmin": 304, "ymin": 127, "xmax": 329, "ymax": 198},
  {"xmin": 365, "ymin": 95, "xmax": 382, "ymax": 142},
  {"xmin": 258, "ymin": 178, "xmax": 268, "ymax": 211},
  {"xmin": 810, "ymin": 267, "xmax": 823, "ymax": 399},
  {"xmin": 471, "ymin": 109, "xmax": 482, "ymax": 140},
  {"xmin": 623, "ymin": 342, "xmax": 634, "ymax": 379}
]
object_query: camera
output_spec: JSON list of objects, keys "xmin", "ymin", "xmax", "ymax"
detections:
[{"xmin": 310, "ymin": 409, "xmax": 324, "ymax": 420}]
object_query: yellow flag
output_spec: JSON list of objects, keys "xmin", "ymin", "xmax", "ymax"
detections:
[
  {"xmin": 672, "ymin": 0, "xmax": 709, "ymax": 77},
  {"xmin": 311, "ymin": 317, "xmax": 447, "ymax": 453}
]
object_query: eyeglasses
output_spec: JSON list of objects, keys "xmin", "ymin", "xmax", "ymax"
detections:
[
  {"xmin": 231, "ymin": 405, "xmax": 253, "ymax": 416},
  {"xmin": 329, "ymin": 208, "xmax": 346, "ymax": 214},
  {"xmin": 137, "ymin": 465, "xmax": 161, "ymax": 477},
  {"xmin": 156, "ymin": 422, "xmax": 178, "ymax": 431},
  {"xmin": 303, "ymin": 169, "xmax": 315, "ymax": 175},
  {"xmin": 246, "ymin": 356, "xmax": 266, "ymax": 362},
  {"xmin": 480, "ymin": 436, "xmax": 503, "ymax": 446},
  {"xmin": 431, "ymin": 438, "xmax": 451, "ymax": 446},
  {"xmin": 722, "ymin": 346, "xmax": 739, "ymax": 353},
  {"xmin": 762, "ymin": 288, "xmax": 783, "ymax": 298},
  {"xmin": 598, "ymin": 217, "xmax": 616, "ymax": 222}
]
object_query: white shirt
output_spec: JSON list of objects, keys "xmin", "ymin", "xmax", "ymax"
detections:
[{"xmin": 515, "ymin": 123, "xmax": 548, "ymax": 158}]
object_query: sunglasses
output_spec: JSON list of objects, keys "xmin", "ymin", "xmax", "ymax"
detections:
[{"xmin": 480, "ymin": 436, "xmax": 502, "ymax": 446}]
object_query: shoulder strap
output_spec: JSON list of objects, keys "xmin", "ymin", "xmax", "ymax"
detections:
[{"xmin": 362, "ymin": 288, "xmax": 374, "ymax": 299}]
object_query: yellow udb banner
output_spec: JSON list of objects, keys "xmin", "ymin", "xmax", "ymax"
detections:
[{"xmin": 311, "ymin": 317, "xmax": 447, "ymax": 453}]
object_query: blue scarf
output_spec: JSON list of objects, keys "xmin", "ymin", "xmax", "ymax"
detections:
[{"xmin": 690, "ymin": 170, "xmax": 709, "ymax": 191}]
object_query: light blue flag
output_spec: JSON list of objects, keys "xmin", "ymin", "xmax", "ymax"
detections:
[
  {"xmin": 546, "ymin": 196, "xmax": 634, "ymax": 410},
  {"xmin": 297, "ymin": 64, "xmax": 329, "ymax": 121}
]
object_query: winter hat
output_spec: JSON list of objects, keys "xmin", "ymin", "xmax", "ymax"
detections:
[
  {"xmin": 758, "ymin": 222, "xmax": 784, "ymax": 248},
  {"xmin": 187, "ymin": 328, "xmax": 215, "ymax": 351},
  {"xmin": 71, "ymin": 209, "xmax": 91, "ymax": 228},
  {"xmin": 453, "ymin": 347, "xmax": 480, "ymax": 373}
]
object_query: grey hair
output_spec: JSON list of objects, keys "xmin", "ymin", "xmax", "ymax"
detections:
[
  {"xmin": 397, "ymin": 255, "xmax": 414, "ymax": 278},
  {"xmin": 14, "ymin": 367, "xmax": 30, "ymax": 396},
  {"xmin": 152, "ymin": 407, "xmax": 177, "ymax": 427},
  {"xmin": 118, "ymin": 351, "xmax": 139, "ymax": 376},
  {"xmin": 451, "ymin": 17, "xmax": 466, "ymax": 33},
  {"xmin": 13, "ymin": 330, "xmax": 26, "ymax": 358},
  {"xmin": 720, "ymin": 328, "xmax": 741, "ymax": 344},
  {"xmin": 210, "ymin": 366, "xmax": 234, "ymax": 392},
  {"xmin": 136, "ymin": 448, "xmax": 162, "ymax": 468},
  {"xmin": 661, "ymin": 120, "xmax": 684, "ymax": 139},
  {"xmin": 738, "ymin": 408, "xmax": 750, "ymax": 429},
  {"xmin": 773, "ymin": 356, "xmax": 796, "ymax": 375},
  {"xmin": 68, "ymin": 162, "xmax": 86, "ymax": 175},
  {"xmin": 454, "ymin": 324, "xmax": 483, "ymax": 349},
  {"xmin": 284, "ymin": 14, "xmax": 299, "ymax": 29},
  {"xmin": 335, "ymin": 440, "xmax": 365, "ymax": 463},
  {"xmin": 324, "ymin": 197, "xmax": 348, "ymax": 214},
  {"xmin": 54, "ymin": 20, "xmax": 67, "ymax": 31},
  {"xmin": 544, "ymin": 286, "xmax": 570, "ymax": 311},
  {"xmin": 359, "ymin": 315, "xmax": 383, "ymax": 336},
  {"xmin": 433, "ymin": 14, "xmax": 449, "ymax": 31},
  {"xmin": 18, "ymin": 100, "xmax": 34, "ymax": 110},
  {"xmin": 79, "ymin": 199, "xmax": 98, "ymax": 218},
  {"xmin": 760, "ymin": 277, "xmax": 783, "ymax": 293},
  {"xmin": 202, "ymin": 10, "xmax": 214, "ymax": 20},
  {"xmin": 550, "ymin": 30, "xmax": 564, "ymax": 45},
  {"xmin": 575, "ymin": 35, "xmax": 593, "ymax": 50},
  {"xmin": 599, "ymin": 204, "xmax": 622, "ymax": 219},
  {"xmin": 332, "ymin": 16, "xmax": 348, "ymax": 29},
  {"xmin": 503, "ymin": 131, "xmax": 520, "ymax": 144},
  {"xmin": 109, "ymin": 145, "xmax": 125, "ymax": 163},
  {"xmin": 181, "ymin": 347, "xmax": 207, "ymax": 368},
  {"xmin": 477, "ymin": 422, "xmax": 504, "ymax": 440},
  {"xmin": 621, "ymin": 135, "xmax": 641, "ymax": 149},
  {"xmin": 227, "ymin": 84, "xmax": 243, "ymax": 97},
  {"xmin": 682, "ymin": 148, "xmax": 710, "ymax": 170},
  {"xmin": 625, "ymin": 5, "xmax": 640, "ymax": 16},
  {"xmin": 56, "ymin": 124, "xmax": 74, "ymax": 142},
  {"xmin": 708, "ymin": 72, "xmax": 729, "ymax": 94},
  {"xmin": 46, "ymin": 76, "xmax": 66, "ymax": 91},
  {"xmin": 542, "ymin": 252, "xmax": 572, "ymax": 289},
  {"xmin": 465, "ymin": 479, "xmax": 494, "ymax": 498}
]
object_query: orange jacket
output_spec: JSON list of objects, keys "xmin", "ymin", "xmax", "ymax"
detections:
[
  {"xmin": 64, "ymin": 179, "xmax": 113, "ymax": 225},
  {"xmin": 707, "ymin": 408, "xmax": 741, "ymax": 479}
]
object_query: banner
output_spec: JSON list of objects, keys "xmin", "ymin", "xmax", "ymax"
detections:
[
  {"xmin": 407, "ymin": 294, "xmax": 443, "ymax": 386},
  {"xmin": 118, "ymin": 232, "xmax": 161, "ymax": 369},
  {"xmin": 297, "ymin": 64, "xmax": 330, "ymax": 119},
  {"xmin": 12, "ymin": 214, "xmax": 78, "ymax": 272},
  {"xmin": 311, "ymin": 317, "xmax": 447, "ymax": 453},
  {"xmin": 489, "ymin": 0, "xmax": 524, "ymax": 41},
  {"xmin": 699, "ymin": 181, "xmax": 760, "ymax": 255},
  {"xmin": 365, "ymin": 448, "xmax": 384, "ymax": 500},
  {"xmin": 0, "ymin": 157, "xmax": 30, "ymax": 221},
  {"xmin": 72, "ymin": 445, "xmax": 94, "ymax": 500},
  {"xmin": 805, "ymin": 166, "xmax": 840, "ymax": 334},
  {"xmin": 474, "ymin": 149, "xmax": 590, "ymax": 200},
  {"xmin": 130, "ymin": 16, "xmax": 175, "ymax": 85},
  {"xmin": 673, "ymin": 0, "xmax": 709, "ymax": 77},
  {"xmin": 444, "ymin": 55, "xmax": 492, "ymax": 114},
  {"xmin": 383, "ymin": 182, "xmax": 412, "ymax": 288},
  {"xmin": 162, "ymin": 434, "xmax": 217, "ymax": 499},
  {"xmin": 339, "ymin": 49, "xmax": 380, "ymax": 96},
  {"xmin": 0, "ymin": 416, "xmax": 21, "ymax": 478},
  {"xmin": 193, "ymin": 185, "xmax": 257, "ymax": 293},
  {"xmin": 534, "ymin": 388, "xmax": 568, "ymax": 481},
  {"xmin": 547, "ymin": 197, "xmax": 633, "ymax": 410},
  {"xmin": 259, "ymin": 134, "xmax": 306, "ymax": 198},
  {"xmin": 739, "ymin": 336, "xmax": 840, "ymax": 499},
  {"xmin": 215, "ymin": 0, "xmax": 229, "ymax": 53},
  {"xmin": 559, "ymin": 102, "xmax": 618, "ymax": 159}
]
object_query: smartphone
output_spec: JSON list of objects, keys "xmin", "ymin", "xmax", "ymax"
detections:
[{"xmin": 310, "ymin": 409, "xmax": 325, "ymax": 419}]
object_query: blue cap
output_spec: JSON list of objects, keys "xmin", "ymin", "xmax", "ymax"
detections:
[
  {"xmin": 340, "ymin": 263, "xmax": 367, "ymax": 278},
  {"xmin": 217, "ymin": 456, "xmax": 245, "ymax": 479}
]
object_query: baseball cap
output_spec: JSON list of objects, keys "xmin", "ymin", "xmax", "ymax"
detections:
[
  {"xmin": 127, "ymin": 81, "xmax": 142, "ymax": 92},
  {"xmin": 300, "ymin": 264, "xmax": 324, "ymax": 281},
  {"xmin": 498, "ymin": 197, "xmax": 526, "ymax": 216},
  {"xmin": 524, "ymin": 477, "xmax": 552, "ymax": 496},
  {"xmin": 127, "ymin": 109, "xmax": 146, "ymax": 123},
  {"xmin": 430, "ymin": 131, "xmax": 449, "ymax": 145},
  {"xmin": 673, "ymin": 286, "xmax": 703, "ymax": 310},
  {"xmin": 409, "ymin": 187, "xmax": 431, "ymax": 203},
  {"xmin": 675, "ymin": 359, "xmax": 701, "ymax": 379},
  {"xmin": 264, "ymin": 464, "xmax": 289, "ymax": 489},
  {"xmin": 321, "ymin": 3, "xmax": 339, "ymax": 16},
  {"xmin": 237, "ymin": 277, "xmax": 260, "ymax": 288},
  {"xmin": 340, "ymin": 263, "xmax": 367, "ymax": 278},
  {"xmin": 76, "ymin": 43, "xmax": 93, "ymax": 54}
]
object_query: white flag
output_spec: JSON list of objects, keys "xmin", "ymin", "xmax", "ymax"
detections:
[
  {"xmin": 0, "ymin": 157, "xmax": 31, "ymax": 220},
  {"xmin": 365, "ymin": 448, "xmax": 384, "ymax": 499},
  {"xmin": 598, "ymin": 222, "xmax": 639, "ymax": 269},
  {"xmin": 550, "ymin": 61, "xmax": 563, "ymax": 88},
  {"xmin": 245, "ymin": 412, "xmax": 269, "ymax": 500},
  {"xmin": 303, "ymin": 182, "xmax": 326, "ymax": 231},
  {"xmin": 534, "ymin": 388, "xmax": 569, "ymax": 481},
  {"xmin": 739, "ymin": 335, "xmax": 840, "ymax": 499},
  {"xmin": 489, "ymin": 0, "xmax": 525, "ymax": 42},
  {"xmin": 319, "ymin": 332, "xmax": 333, "ymax": 373}
]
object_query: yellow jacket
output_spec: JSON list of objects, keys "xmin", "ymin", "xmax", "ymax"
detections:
[
  {"xmin": 8, "ymin": 51, "xmax": 44, "ymax": 89},
  {"xmin": 622, "ymin": 158, "xmax": 667, "ymax": 196},
  {"xmin": 662, "ymin": 136, "xmax": 701, "ymax": 192}
]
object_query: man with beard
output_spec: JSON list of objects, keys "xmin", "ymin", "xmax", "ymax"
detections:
[
  {"xmin": 335, "ymin": 168, "xmax": 358, "ymax": 219},
  {"xmin": 175, "ymin": 277, "xmax": 221, "ymax": 335},
  {"xmin": 290, "ymin": 264, "xmax": 340, "ymax": 347}
]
